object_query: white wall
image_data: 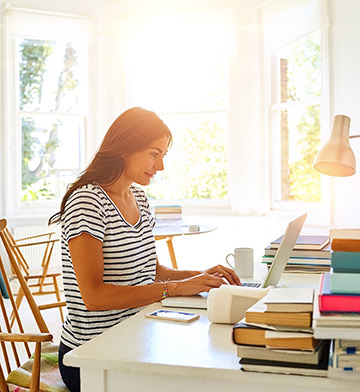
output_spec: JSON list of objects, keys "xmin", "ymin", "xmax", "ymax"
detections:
[{"xmin": 328, "ymin": 0, "xmax": 360, "ymax": 227}]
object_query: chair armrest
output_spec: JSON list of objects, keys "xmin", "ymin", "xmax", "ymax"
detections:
[
  {"xmin": 13, "ymin": 238, "xmax": 59, "ymax": 248},
  {"xmin": 16, "ymin": 232, "xmax": 56, "ymax": 242},
  {"xmin": 0, "ymin": 332, "xmax": 53, "ymax": 343}
]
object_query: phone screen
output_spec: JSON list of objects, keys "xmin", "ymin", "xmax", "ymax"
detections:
[{"xmin": 145, "ymin": 310, "xmax": 200, "ymax": 323}]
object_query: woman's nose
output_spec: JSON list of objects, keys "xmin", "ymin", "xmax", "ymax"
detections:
[{"xmin": 156, "ymin": 157, "xmax": 164, "ymax": 171}]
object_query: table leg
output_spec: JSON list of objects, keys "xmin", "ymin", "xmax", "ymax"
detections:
[{"xmin": 165, "ymin": 237, "xmax": 178, "ymax": 269}]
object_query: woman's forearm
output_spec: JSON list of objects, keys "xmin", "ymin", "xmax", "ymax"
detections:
[{"xmin": 155, "ymin": 261, "xmax": 201, "ymax": 282}]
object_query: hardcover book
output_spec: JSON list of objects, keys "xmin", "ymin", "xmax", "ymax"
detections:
[
  {"xmin": 264, "ymin": 244, "xmax": 331, "ymax": 259},
  {"xmin": 239, "ymin": 345, "xmax": 329, "ymax": 377},
  {"xmin": 330, "ymin": 228, "xmax": 360, "ymax": 240},
  {"xmin": 318, "ymin": 272, "xmax": 360, "ymax": 312},
  {"xmin": 330, "ymin": 271, "xmax": 360, "ymax": 294},
  {"xmin": 263, "ymin": 287, "xmax": 314, "ymax": 312},
  {"xmin": 271, "ymin": 235, "xmax": 329, "ymax": 250},
  {"xmin": 262, "ymin": 255, "xmax": 331, "ymax": 266},
  {"xmin": 245, "ymin": 298, "xmax": 312, "ymax": 328},
  {"xmin": 232, "ymin": 321, "xmax": 319, "ymax": 350},
  {"xmin": 331, "ymin": 238, "xmax": 360, "ymax": 252},
  {"xmin": 236, "ymin": 339, "xmax": 328, "ymax": 365},
  {"xmin": 331, "ymin": 251, "xmax": 360, "ymax": 273},
  {"xmin": 313, "ymin": 289, "xmax": 360, "ymax": 340}
]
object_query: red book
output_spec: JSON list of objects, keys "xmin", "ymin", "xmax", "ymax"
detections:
[{"xmin": 318, "ymin": 272, "xmax": 360, "ymax": 313}]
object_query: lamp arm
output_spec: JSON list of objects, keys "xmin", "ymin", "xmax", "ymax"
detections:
[{"xmin": 349, "ymin": 134, "xmax": 360, "ymax": 139}]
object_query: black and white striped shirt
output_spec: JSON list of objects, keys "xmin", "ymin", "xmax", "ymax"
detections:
[{"xmin": 60, "ymin": 183, "xmax": 156, "ymax": 349}]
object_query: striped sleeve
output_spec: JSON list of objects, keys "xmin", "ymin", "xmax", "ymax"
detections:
[{"xmin": 63, "ymin": 186, "xmax": 107, "ymax": 243}]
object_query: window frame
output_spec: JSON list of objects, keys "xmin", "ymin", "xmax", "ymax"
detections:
[
  {"xmin": 3, "ymin": 8, "xmax": 94, "ymax": 221},
  {"xmin": 266, "ymin": 27, "xmax": 331, "ymax": 223}
]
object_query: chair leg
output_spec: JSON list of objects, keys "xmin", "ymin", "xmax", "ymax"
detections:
[
  {"xmin": 53, "ymin": 276, "xmax": 64, "ymax": 323},
  {"xmin": 0, "ymin": 365, "xmax": 8, "ymax": 392},
  {"xmin": 29, "ymin": 342, "xmax": 41, "ymax": 392},
  {"xmin": 10, "ymin": 287, "xmax": 25, "ymax": 327}
]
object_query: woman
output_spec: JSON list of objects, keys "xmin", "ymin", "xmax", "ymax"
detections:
[{"xmin": 49, "ymin": 107, "xmax": 240, "ymax": 392}]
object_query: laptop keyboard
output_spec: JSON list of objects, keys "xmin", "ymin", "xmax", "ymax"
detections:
[{"xmin": 242, "ymin": 282, "xmax": 261, "ymax": 288}]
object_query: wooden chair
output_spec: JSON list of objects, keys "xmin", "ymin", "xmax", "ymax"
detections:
[
  {"xmin": 0, "ymin": 250, "xmax": 68, "ymax": 392},
  {"xmin": 0, "ymin": 219, "xmax": 66, "ymax": 325}
]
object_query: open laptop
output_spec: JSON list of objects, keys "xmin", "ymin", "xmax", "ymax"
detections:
[{"xmin": 161, "ymin": 213, "xmax": 307, "ymax": 309}]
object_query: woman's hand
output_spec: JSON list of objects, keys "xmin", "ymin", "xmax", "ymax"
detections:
[
  {"xmin": 203, "ymin": 264, "xmax": 241, "ymax": 286},
  {"xmin": 167, "ymin": 272, "xmax": 229, "ymax": 296}
]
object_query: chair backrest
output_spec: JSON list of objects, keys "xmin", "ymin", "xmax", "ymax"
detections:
[
  {"xmin": 0, "ymin": 249, "xmax": 51, "ymax": 384},
  {"xmin": 0, "ymin": 221, "xmax": 49, "ymax": 334},
  {"xmin": 0, "ymin": 220, "xmax": 32, "ymax": 277}
]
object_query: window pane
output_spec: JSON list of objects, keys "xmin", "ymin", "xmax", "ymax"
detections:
[
  {"xmin": 18, "ymin": 38, "xmax": 87, "ymax": 113},
  {"xmin": 282, "ymin": 32, "xmax": 321, "ymax": 103},
  {"xmin": 21, "ymin": 115, "xmax": 84, "ymax": 201},
  {"xmin": 147, "ymin": 113, "xmax": 228, "ymax": 200},
  {"xmin": 275, "ymin": 105, "xmax": 321, "ymax": 202},
  {"xmin": 122, "ymin": 13, "xmax": 233, "ymax": 202},
  {"xmin": 272, "ymin": 31, "xmax": 321, "ymax": 204}
]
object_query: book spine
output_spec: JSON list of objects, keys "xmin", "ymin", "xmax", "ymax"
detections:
[
  {"xmin": 318, "ymin": 273, "xmax": 360, "ymax": 312},
  {"xmin": 331, "ymin": 239, "xmax": 360, "ymax": 252},
  {"xmin": 155, "ymin": 213, "xmax": 182, "ymax": 220},
  {"xmin": 264, "ymin": 249, "xmax": 331, "ymax": 258},
  {"xmin": 319, "ymin": 295, "xmax": 360, "ymax": 312},
  {"xmin": 155, "ymin": 208, "xmax": 182, "ymax": 213},
  {"xmin": 330, "ymin": 272, "xmax": 360, "ymax": 294},
  {"xmin": 331, "ymin": 251, "xmax": 360, "ymax": 272},
  {"xmin": 330, "ymin": 229, "xmax": 360, "ymax": 240},
  {"xmin": 262, "ymin": 256, "xmax": 331, "ymax": 265},
  {"xmin": 318, "ymin": 273, "xmax": 325, "ymax": 311}
]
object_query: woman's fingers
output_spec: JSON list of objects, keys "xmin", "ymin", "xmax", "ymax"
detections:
[{"xmin": 205, "ymin": 265, "xmax": 241, "ymax": 286}]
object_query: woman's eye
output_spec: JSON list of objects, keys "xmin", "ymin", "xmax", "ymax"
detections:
[{"xmin": 151, "ymin": 153, "xmax": 158, "ymax": 158}]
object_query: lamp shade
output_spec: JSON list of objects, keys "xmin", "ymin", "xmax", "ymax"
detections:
[{"xmin": 313, "ymin": 115, "xmax": 356, "ymax": 177}]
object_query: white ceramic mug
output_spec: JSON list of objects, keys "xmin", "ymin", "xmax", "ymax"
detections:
[{"xmin": 225, "ymin": 247, "xmax": 253, "ymax": 278}]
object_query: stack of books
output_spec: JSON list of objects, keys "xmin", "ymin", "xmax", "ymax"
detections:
[
  {"xmin": 313, "ymin": 228, "xmax": 360, "ymax": 380},
  {"xmin": 329, "ymin": 228, "xmax": 360, "ymax": 295},
  {"xmin": 154, "ymin": 205, "xmax": 182, "ymax": 220},
  {"xmin": 329, "ymin": 339, "xmax": 360, "ymax": 379},
  {"xmin": 262, "ymin": 234, "xmax": 331, "ymax": 273},
  {"xmin": 233, "ymin": 287, "xmax": 330, "ymax": 377}
]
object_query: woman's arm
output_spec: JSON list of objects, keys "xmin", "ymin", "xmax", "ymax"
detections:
[{"xmin": 69, "ymin": 233, "xmax": 229, "ymax": 311}]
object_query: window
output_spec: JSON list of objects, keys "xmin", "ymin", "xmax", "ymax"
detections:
[
  {"xmin": 118, "ymin": 12, "xmax": 235, "ymax": 204},
  {"xmin": 4, "ymin": 8, "xmax": 92, "ymax": 216},
  {"xmin": 19, "ymin": 39, "xmax": 87, "ymax": 201},
  {"xmin": 270, "ymin": 31, "xmax": 322, "ymax": 204},
  {"xmin": 260, "ymin": 0, "xmax": 327, "ymax": 214}
]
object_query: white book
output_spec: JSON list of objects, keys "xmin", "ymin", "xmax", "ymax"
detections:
[
  {"xmin": 330, "ymin": 228, "xmax": 360, "ymax": 240},
  {"xmin": 263, "ymin": 287, "xmax": 314, "ymax": 312}
]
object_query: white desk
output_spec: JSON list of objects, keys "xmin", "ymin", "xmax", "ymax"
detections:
[{"xmin": 64, "ymin": 272, "xmax": 359, "ymax": 392}]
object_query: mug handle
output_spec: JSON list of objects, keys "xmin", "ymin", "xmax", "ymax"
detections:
[{"xmin": 225, "ymin": 253, "xmax": 235, "ymax": 269}]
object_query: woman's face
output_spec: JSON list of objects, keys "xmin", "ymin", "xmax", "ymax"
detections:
[{"xmin": 122, "ymin": 135, "xmax": 169, "ymax": 186}]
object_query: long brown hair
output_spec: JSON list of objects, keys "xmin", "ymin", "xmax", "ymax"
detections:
[{"xmin": 49, "ymin": 107, "xmax": 172, "ymax": 225}]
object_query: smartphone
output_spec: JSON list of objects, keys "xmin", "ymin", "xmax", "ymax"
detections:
[{"xmin": 145, "ymin": 309, "xmax": 200, "ymax": 323}]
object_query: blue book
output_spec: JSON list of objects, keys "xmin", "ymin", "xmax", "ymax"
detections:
[
  {"xmin": 330, "ymin": 271, "xmax": 360, "ymax": 294},
  {"xmin": 331, "ymin": 251, "xmax": 360, "ymax": 272}
]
